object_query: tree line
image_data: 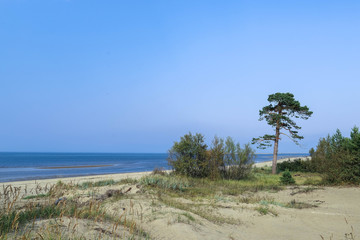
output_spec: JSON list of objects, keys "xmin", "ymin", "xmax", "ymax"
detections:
[{"xmin": 167, "ymin": 92, "xmax": 359, "ymax": 184}]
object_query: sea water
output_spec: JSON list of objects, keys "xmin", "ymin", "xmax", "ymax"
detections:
[{"xmin": 0, "ymin": 152, "xmax": 309, "ymax": 182}]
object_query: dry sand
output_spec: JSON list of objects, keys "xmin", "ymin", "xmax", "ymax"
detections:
[
  {"xmin": 1, "ymin": 171, "xmax": 152, "ymax": 193},
  {"xmin": 2, "ymin": 158, "xmax": 359, "ymax": 240}
]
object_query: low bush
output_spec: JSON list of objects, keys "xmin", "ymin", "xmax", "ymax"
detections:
[
  {"xmin": 277, "ymin": 158, "xmax": 313, "ymax": 173},
  {"xmin": 168, "ymin": 133, "xmax": 209, "ymax": 178},
  {"xmin": 280, "ymin": 170, "xmax": 296, "ymax": 185}
]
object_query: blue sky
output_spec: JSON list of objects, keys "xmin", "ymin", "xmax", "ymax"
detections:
[{"xmin": 1, "ymin": 0, "xmax": 359, "ymax": 153}]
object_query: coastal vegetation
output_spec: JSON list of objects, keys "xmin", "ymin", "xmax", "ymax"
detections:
[
  {"xmin": 310, "ymin": 126, "xmax": 360, "ymax": 184},
  {"xmin": 166, "ymin": 124, "xmax": 360, "ymax": 186},
  {"xmin": 278, "ymin": 126, "xmax": 360, "ymax": 184},
  {"xmin": 168, "ymin": 133, "xmax": 255, "ymax": 180}
]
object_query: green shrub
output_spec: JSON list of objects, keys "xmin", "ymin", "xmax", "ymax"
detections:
[
  {"xmin": 168, "ymin": 133, "xmax": 255, "ymax": 180},
  {"xmin": 310, "ymin": 127, "xmax": 360, "ymax": 184},
  {"xmin": 222, "ymin": 138, "xmax": 255, "ymax": 180},
  {"xmin": 208, "ymin": 136, "xmax": 255, "ymax": 180},
  {"xmin": 168, "ymin": 132, "xmax": 209, "ymax": 178},
  {"xmin": 208, "ymin": 136, "xmax": 225, "ymax": 180},
  {"xmin": 280, "ymin": 170, "xmax": 296, "ymax": 185},
  {"xmin": 277, "ymin": 158, "xmax": 313, "ymax": 173}
]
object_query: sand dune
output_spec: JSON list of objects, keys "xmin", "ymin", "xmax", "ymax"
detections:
[{"xmin": 2, "ymin": 157, "xmax": 359, "ymax": 240}]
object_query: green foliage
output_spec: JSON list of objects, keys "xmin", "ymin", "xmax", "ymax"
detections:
[
  {"xmin": 279, "ymin": 170, "xmax": 296, "ymax": 185},
  {"xmin": 255, "ymin": 206, "xmax": 269, "ymax": 215},
  {"xmin": 222, "ymin": 137, "xmax": 255, "ymax": 180},
  {"xmin": 252, "ymin": 92, "xmax": 313, "ymax": 149},
  {"xmin": 168, "ymin": 133, "xmax": 255, "ymax": 180},
  {"xmin": 277, "ymin": 158, "xmax": 313, "ymax": 173},
  {"xmin": 309, "ymin": 147, "xmax": 315, "ymax": 157},
  {"xmin": 252, "ymin": 92, "xmax": 312, "ymax": 174},
  {"xmin": 311, "ymin": 127, "xmax": 360, "ymax": 184},
  {"xmin": 168, "ymin": 132, "xmax": 209, "ymax": 178},
  {"xmin": 208, "ymin": 136, "xmax": 225, "ymax": 180}
]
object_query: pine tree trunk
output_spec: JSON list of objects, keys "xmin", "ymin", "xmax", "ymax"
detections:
[{"xmin": 272, "ymin": 126, "xmax": 280, "ymax": 174}]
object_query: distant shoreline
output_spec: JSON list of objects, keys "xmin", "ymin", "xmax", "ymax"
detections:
[
  {"xmin": 253, "ymin": 156, "xmax": 311, "ymax": 168},
  {"xmin": 1, "ymin": 171, "xmax": 153, "ymax": 189}
]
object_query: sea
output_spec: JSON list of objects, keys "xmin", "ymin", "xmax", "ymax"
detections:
[{"xmin": 0, "ymin": 152, "xmax": 309, "ymax": 182}]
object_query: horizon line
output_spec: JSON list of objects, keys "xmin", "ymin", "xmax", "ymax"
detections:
[{"xmin": 0, "ymin": 151, "xmax": 309, "ymax": 155}]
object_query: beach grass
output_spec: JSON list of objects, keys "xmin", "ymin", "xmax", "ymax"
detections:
[
  {"xmin": 22, "ymin": 193, "xmax": 49, "ymax": 200},
  {"xmin": 145, "ymin": 172, "xmax": 285, "ymax": 199},
  {"xmin": 1, "ymin": 167, "xmax": 349, "ymax": 240},
  {"xmin": 77, "ymin": 179, "xmax": 117, "ymax": 189}
]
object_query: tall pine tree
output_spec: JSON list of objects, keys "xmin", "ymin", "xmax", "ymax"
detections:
[{"xmin": 252, "ymin": 93, "xmax": 313, "ymax": 174}]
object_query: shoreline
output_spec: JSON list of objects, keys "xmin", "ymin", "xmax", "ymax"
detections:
[
  {"xmin": 1, "ymin": 157, "xmax": 311, "ymax": 187},
  {"xmin": 1, "ymin": 171, "xmax": 153, "ymax": 191}
]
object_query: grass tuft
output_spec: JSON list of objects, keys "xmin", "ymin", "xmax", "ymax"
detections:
[
  {"xmin": 285, "ymin": 199, "xmax": 318, "ymax": 209},
  {"xmin": 0, "ymin": 205, "xmax": 62, "ymax": 235},
  {"xmin": 22, "ymin": 193, "xmax": 49, "ymax": 200},
  {"xmin": 78, "ymin": 179, "xmax": 116, "ymax": 189},
  {"xmin": 140, "ymin": 175, "xmax": 190, "ymax": 191},
  {"xmin": 255, "ymin": 206, "xmax": 278, "ymax": 216}
]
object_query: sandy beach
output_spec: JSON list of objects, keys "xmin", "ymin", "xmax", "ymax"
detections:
[
  {"xmin": 1, "ymin": 158, "xmax": 359, "ymax": 240},
  {"xmin": 1, "ymin": 171, "xmax": 153, "ymax": 193}
]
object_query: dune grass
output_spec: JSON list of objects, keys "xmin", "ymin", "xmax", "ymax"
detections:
[
  {"xmin": 22, "ymin": 193, "xmax": 49, "ymax": 200},
  {"xmin": 144, "ymin": 172, "xmax": 285, "ymax": 200},
  {"xmin": 0, "ymin": 179, "xmax": 150, "ymax": 240},
  {"xmin": 0, "ymin": 168, "xmax": 326, "ymax": 239}
]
